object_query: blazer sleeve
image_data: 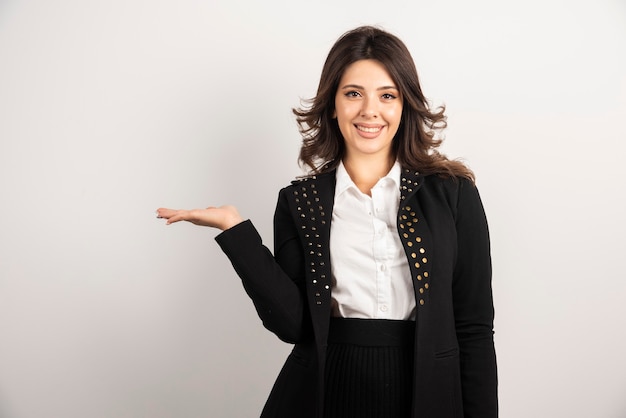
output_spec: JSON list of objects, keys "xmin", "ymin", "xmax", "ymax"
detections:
[
  {"xmin": 451, "ymin": 179, "xmax": 498, "ymax": 418},
  {"xmin": 214, "ymin": 187, "xmax": 307, "ymax": 343}
]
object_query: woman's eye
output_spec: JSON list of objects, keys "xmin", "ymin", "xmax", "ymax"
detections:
[
  {"xmin": 345, "ymin": 91, "xmax": 361, "ymax": 97},
  {"xmin": 382, "ymin": 93, "xmax": 397, "ymax": 100}
]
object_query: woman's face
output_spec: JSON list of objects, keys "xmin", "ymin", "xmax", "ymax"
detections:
[{"xmin": 334, "ymin": 59, "xmax": 403, "ymax": 162}]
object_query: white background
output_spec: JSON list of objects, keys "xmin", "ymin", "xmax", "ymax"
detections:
[{"xmin": 1, "ymin": 1, "xmax": 625, "ymax": 417}]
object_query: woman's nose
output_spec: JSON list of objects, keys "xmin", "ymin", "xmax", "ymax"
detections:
[{"xmin": 360, "ymin": 96, "xmax": 379, "ymax": 118}]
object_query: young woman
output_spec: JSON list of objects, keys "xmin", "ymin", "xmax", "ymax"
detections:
[{"xmin": 157, "ymin": 26, "xmax": 497, "ymax": 418}]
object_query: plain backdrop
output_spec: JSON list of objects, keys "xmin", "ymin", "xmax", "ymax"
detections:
[{"xmin": 1, "ymin": 0, "xmax": 625, "ymax": 417}]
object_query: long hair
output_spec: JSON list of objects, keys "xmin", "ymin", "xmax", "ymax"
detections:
[{"xmin": 293, "ymin": 26, "xmax": 474, "ymax": 181}]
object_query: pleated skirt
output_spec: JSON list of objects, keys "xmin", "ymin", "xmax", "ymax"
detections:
[{"xmin": 324, "ymin": 317, "xmax": 415, "ymax": 418}]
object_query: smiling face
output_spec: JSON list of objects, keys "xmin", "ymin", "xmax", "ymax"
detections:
[{"xmin": 334, "ymin": 59, "xmax": 403, "ymax": 163}]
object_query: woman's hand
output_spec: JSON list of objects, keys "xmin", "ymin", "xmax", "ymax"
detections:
[{"xmin": 156, "ymin": 205, "xmax": 244, "ymax": 231}]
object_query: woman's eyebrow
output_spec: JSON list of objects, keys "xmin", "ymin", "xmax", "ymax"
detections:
[{"xmin": 340, "ymin": 84, "xmax": 398, "ymax": 90}]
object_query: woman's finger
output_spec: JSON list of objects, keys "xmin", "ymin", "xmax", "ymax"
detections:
[
  {"xmin": 156, "ymin": 208, "xmax": 175, "ymax": 219},
  {"xmin": 166, "ymin": 215, "xmax": 182, "ymax": 225},
  {"xmin": 156, "ymin": 208, "xmax": 185, "ymax": 222}
]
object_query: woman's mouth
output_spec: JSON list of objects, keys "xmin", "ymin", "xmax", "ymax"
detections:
[{"xmin": 355, "ymin": 124, "xmax": 382, "ymax": 133}]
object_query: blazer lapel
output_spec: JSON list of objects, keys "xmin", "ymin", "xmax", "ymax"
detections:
[{"xmin": 398, "ymin": 168, "xmax": 433, "ymax": 308}]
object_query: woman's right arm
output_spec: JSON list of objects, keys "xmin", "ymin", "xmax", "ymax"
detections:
[{"xmin": 157, "ymin": 188, "xmax": 308, "ymax": 343}]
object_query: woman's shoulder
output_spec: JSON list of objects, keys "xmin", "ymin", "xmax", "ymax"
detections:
[
  {"xmin": 421, "ymin": 172, "xmax": 475, "ymax": 187},
  {"xmin": 282, "ymin": 169, "xmax": 337, "ymax": 190},
  {"xmin": 419, "ymin": 173, "xmax": 480, "ymax": 214},
  {"xmin": 415, "ymin": 169, "xmax": 475, "ymax": 194}
]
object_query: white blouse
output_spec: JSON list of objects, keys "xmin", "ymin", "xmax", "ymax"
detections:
[{"xmin": 329, "ymin": 161, "xmax": 416, "ymax": 320}]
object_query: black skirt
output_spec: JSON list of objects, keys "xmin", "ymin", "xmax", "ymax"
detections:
[{"xmin": 324, "ymin": 317, "xmax": 415, "ymax": 418}]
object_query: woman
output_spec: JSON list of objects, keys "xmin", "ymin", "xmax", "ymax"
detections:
[{"xmin": 157, "ymin": 26, "xmax": 497, "ymax": 418}]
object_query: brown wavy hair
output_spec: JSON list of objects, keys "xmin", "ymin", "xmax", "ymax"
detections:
[{"xmin": 293, "ymin": 25, "xmax": 474, "ymax": 181}]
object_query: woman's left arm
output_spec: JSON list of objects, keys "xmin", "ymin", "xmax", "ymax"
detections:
[{"xmin": 452, "ymin": 179, "xmax": 498, "ymax": 418}]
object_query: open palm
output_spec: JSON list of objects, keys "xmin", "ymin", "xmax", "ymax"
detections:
[{"xmin": 156, "ymin": 205, "xmax": 243, "ymax": 231}]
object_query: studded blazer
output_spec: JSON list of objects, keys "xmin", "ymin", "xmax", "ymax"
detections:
[{"xmin": 215, "ymin": 168, "xmax": 497, "ymax": 418}]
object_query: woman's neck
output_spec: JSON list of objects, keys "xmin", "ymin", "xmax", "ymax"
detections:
[{"xmin": 342, "ymin": 154, "xmax": 395, "ymax": 196}]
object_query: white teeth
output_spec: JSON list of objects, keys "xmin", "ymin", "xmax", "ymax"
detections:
[{"xmin": 356, "ymin": 125, "xmax": 381, "ymax": 133}]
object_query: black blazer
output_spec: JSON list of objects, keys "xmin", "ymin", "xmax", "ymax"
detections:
[{"xmin": 216, "ymin": 168, "xmax": 497, "ymax": 418}]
